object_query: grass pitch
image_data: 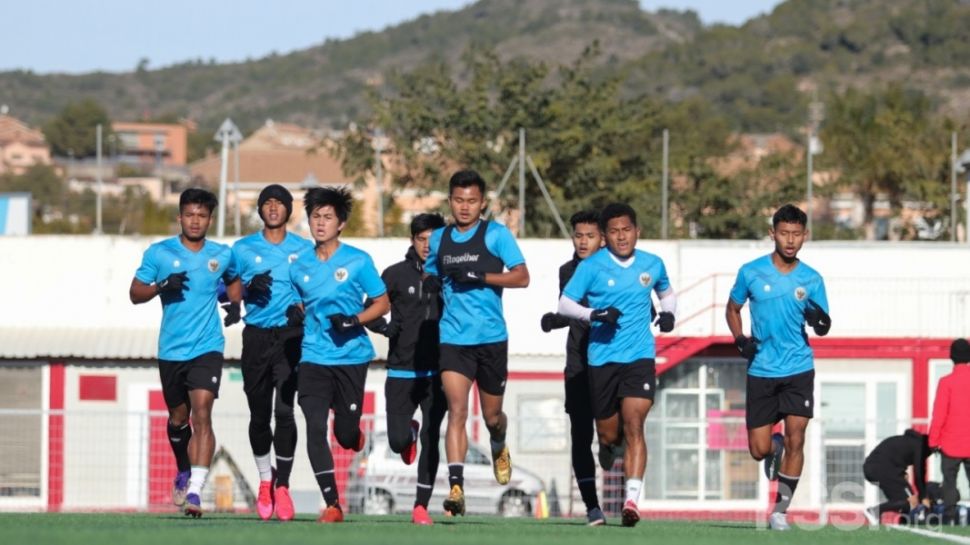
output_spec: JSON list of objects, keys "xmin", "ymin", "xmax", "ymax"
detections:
[{"xmin": 0, "ymin": 513, "xmax": 965, "ymax": 545}]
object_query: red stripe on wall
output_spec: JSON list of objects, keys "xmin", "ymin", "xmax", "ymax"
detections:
[
  {"xmin": 48, "ymin": 362, "xmax": 65, "ymax": 511},
  {"xmin": 79, "ymin": 375, "xmax": 117, "ymax": 401}
]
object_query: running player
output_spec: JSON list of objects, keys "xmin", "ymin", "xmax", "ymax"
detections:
[
  {"xmin": 539, "ymin": 210, "xmax": 607, "ymax": 525},
  {"xmin": 367, "ymin": 212, "xmax": 448, "ymax": 525},
  {"xmin": 226, "ymin": 184, "xmax": 312, "ymax": 521},
  {"xmin": 725, "ymin": 204, "xmax": 831, "ymax": 531},
  {"xmin": 129, "ymin": 188, "xmax": 234, "ymax": 518},
  {"xmin": 289, "ymin": 186, "xmax": 390, "ymax": 523},
  {"xmin": 424, "ymin": 170, "xmax": 530, "ymax": 517},
  {"xmin": 558, "ymin": 202, "xmax": 677, "ymax": 527}
]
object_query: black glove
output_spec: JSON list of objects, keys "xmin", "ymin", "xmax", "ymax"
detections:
[
  {"xmin": 590, "ymin": 307, "xmax": 622, "ymax": 325},
  {"xmin": 422, "ymin": 275, "xmax": 442, "ymax": 294},
  {"xmin": 157, "ymin": 271, "xmax": 189, "ymax": 294},
  {"xmin": 221, "ymin": 302, "xmax": 241, "ymax": 327},
  {"xmin": 654, "ymin": 311, "xmax": 675, "ymax": 333},
  {"xmin": 246, "ymin": 271, "xmax": 273, "ymax": 297},
  {"xmin": 365, "ymin": 316, "xmax": 389, "ymax": 335},
  {"xmin": 285, "ymin": 304, "xmax": 304, "ymax": 327},
  {"xmin": 540, "ymin": 312, "xmax": 570, "ymax": 332},
  {"xmin": 451, "ymin": 268, "xmax": 486, "ymax": 285},
  {"xmin": 735, "ymin": 335, "xmax": 759, "ymax": 360},
  {"xmin": 804, "ymin": 299, "xmax": 831, "ymax": 336},
  {"xmin": 328, "ymin": 313, "xmax": 360, "ymax": 333}
]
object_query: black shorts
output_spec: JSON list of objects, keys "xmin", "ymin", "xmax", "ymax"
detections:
[
  {"xmin": 746, "ymin": 369, "xmax": 815, "ymax": 429},
  {"xmin": 564, "ymin": 367, "xmax": 593, "ymax": 417},
  {"xmin": 241, "ymin": 325, "xmax": 301, "ymax": 396},
  {"xmin": 587, "ymin": 359, "xmax": 656, "ymax": 420},
  {"xmin": 297, "ymin": 363, "xmax": 368, "ymax": 417},
  {"xmin": 439, "ymin": 341, "xmax": 508, "ymax": 396},
  {"xmin": 157, "ymin": 351, "xmax": 223, "ymax": 408},
  {"xmin": 385, "ymin": 375, "xmax": 445, "ymax": 416}
]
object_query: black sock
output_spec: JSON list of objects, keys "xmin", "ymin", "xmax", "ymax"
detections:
[
  {"xmin": 577, "ymin": 477, "xmax": 600, "ymax": 511},
  {"xmin": 448, "ymin": 464, "xmax": 464, "ymax": 489},
  {"xmin": 275, "ymin": 456, "xmax": 294, "ymax": 488},
  {"xmin": 167, "ymin": 421, "xmax": 191, "ymax": 472},
  {"xmin": 315, "ymin": 471, "xmax": 339, "ymax": 506},
  {"xmin": 773, "ymin": 473, "xmax": 800, "ymax": 514},
  {"xmin": 415, "ymin": 484, "xmax": 433, "ymax": 508}
]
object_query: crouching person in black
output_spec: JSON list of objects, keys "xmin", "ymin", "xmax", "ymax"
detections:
[{"xmin": 863, "ymin": 429, "xmax": 933, "ymax": 525}]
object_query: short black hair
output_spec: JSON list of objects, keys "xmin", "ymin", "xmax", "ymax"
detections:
[
  {"xmin": 570, "ymin": 210, "xmax": 600, "ymax": 229},
  {"xmin": 448, "ymin": 169, "xmax": 486, "ymax": 196},
  {"xmin": 772, "ymin": 204, "xmax": 808, "ymax": 228},
  {"xmin": 410, "ymin": 212, "xmax": 445, "ymax": 236},
  {"xmin": 599, "ymin": 203, "xmax": 637, "ymax": 231},
  {"xmin": 179, "ymin": 188, "xmax": 217, "ymax": 214},
  {"xmin": 303, "ymin": 186, "xmax": 353, "ymax": 223}
]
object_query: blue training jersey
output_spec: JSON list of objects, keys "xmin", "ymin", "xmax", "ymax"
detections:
[
  {"xmin": 134, "ymin": 237, "xmax": 233, "ymax": 361},
  {"xmin": 290, "ymin": 243, "xmax": 387, "ymax": 366},
  {"xmin": 729, "ymin": 254, "xmax": 829, "ymax": 378},
  {"xmin": 424, "ymin": 220, "xmax": 526, "ymax": 345},
  {"xmin": 562, "ymin": 248, "xmax": 671, "ymax": 366},
  {"xmin": 229, "ymin": 231, "xmax": 313, "ymax": 328}
]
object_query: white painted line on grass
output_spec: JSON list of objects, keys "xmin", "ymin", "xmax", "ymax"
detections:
[{"xmin": 889, "ymin": 524, "xmax": 970, "ymax": 545}]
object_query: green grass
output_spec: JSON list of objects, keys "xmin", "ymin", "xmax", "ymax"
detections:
[{"xmin": 0, "ymin": 514, "xmax": 957, "ymax": 545}]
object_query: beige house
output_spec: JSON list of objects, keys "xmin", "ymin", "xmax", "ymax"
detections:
[{"xmin": 0, "ymin": 114, "xmax": 51, "ymax": 175}]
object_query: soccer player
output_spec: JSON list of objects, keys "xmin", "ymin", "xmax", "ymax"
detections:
[
  {"xmin": 539, "ymin": 210, "xmax": 607, "ymax": 526},
  {"xmin": 725, "ymin": 204, "xmax": 831, "ymax": 531},
  {"xmin": 557, "ymin": 202, "xmax": 676, "ymax": 528},
  {"xmin": 226, "ymin": 184, "xmax": 313, "ymax": 521},
  {"xmin": 289, "ymin": 186, "xmax": 389, "ymax": 523},
  {"xmin": 129, "ymin": 188, "xmax": 234, "ymax": 518},
  {"xmin": 424, "ymin": 169, "xmax": 530, "ymax": 517},
  {"xmin": 366, "ymin": 212, "xmax": 448, "ymax": 525}
]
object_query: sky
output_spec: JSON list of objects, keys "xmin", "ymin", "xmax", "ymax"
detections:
[{"xmin": 0, "ymin": 1, "xmax": 782, "ymax": 74}]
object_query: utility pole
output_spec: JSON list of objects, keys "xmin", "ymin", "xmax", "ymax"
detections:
[
  {"xmin": 661, "ymin": 128, "xmax": 669, "ymax": 240},
  {"xmin": 807, "ymin": 98, "xmax": 825, "ymax": 234},
  {"xmin": 95, "ymin": 124, "xmax": 103, "ymax": 234},
  {"xmin": 233, "ymin": 137, "xmax": 241, "ymax": 236},
  {"xmin": 518, "ymin": 128, "xmax": 526, "ymax": 237},
  {"xmin": 373, "ymin": 128, "xmax": 385, "ymax": 237},
  {"xmin": 952, "ymin": 132, "xmax": 958, "ymax": 242},
  {"xmin": 214, "ymin": 118, "xmax": 242, "ymax": 238}
]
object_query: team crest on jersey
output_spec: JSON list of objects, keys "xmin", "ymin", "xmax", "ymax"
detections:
[
  {"xmin": 408, "ymin": 286, "xmax": 416, "ymax": 295},
  {"xmin": 254, "ymin": 255, "xmax": 263, "ymax": 264},
  {"xmin": 794, "ymin": 287, "xmax": 807, "ymax": 301},
  {"xmin": 334, "ymin": 267, "xmax": 349, "ymax": 282},
  {"xmin": 173, "ymin": 259, "xmax": 181, "ymax": 268},
  {"xmin": 208, "ymin": 259, "xmax": 219, "ymax": 272},
  {"xmin": 764, "ymin": 284, "xmax": 772, "ymax": 292},
  {"xmin": 303, "ymin": 275, "xmax": 310, "ymax": 283},
  {"xmin": 288, "ymin": 253, "xmax": 299, "ymax": 264},
  {"xmin": 639, "ymin": 272, "xmax": 651, "ymax": 287},
  {"xmin": 607, "ymin": 279, "xmax": 616, "ymax": 287}
]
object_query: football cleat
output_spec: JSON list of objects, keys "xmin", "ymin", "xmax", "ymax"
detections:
[
  {"xmin": 587, "ymin": 506, "xmax": 607, "ymax": 526},
  {"xmin": 172, "ymin": 470, "xmax": 190, "ymax": 507},
  {"xmin": 402, "ymin": 420, "xmax": 419, "ymax": 465},
  {"xmin": 764, "ymin": 433, "xmax": 784, "ymax": 481},
  {"xmin": 411, "ymin": 504, "xmax": 433, "ymax": 526},
  {"xmin": 319, "ymin": 504, "xmax": 344, "ymax": 523},
  {"xmin": 768, "ymin": 512, "xmax": 790, "ymax": 531},
  {"xmin": 443, "ymin": 484, "xmax": 466, "ymax": 517},
  {"xmin": 621, "ymin": 499, "xmax": 640, "ymax": 527},
  {"xmin": 492, "ymin": 446, "xmax": 512, "ymax": 485},
  {"xmin": 183, "ymin": 492, "xmax": 202, "ymax": 518},
  {"xmin": 256, "ymin": 479, "xmax": 275, "ymax": 521},
  {"xmin": 275, "ymin": 486, "xmax": 295, "ymax": 522}
]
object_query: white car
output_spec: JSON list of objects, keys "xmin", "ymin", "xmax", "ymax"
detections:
[{"xmin": 348, "ymin": 432, "xmax": 545, "ymax": 517}]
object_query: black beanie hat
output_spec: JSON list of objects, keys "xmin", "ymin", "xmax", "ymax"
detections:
[
  {"xmin": 257, "ymin": 184, "xmax": 293, "ymax": 221},
  {"xmin": 951, "ymin": 338, "xmax": 970, "ymax": 364}
]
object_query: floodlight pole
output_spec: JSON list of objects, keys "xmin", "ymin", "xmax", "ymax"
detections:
[{"xmin": 952, "ymin": 132, "xmax": 957, "ymax": 242}]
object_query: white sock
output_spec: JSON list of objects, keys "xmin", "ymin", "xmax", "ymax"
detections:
[
  {"xmin": 490, "ymin": 438, "xmax": 506, "ymax": 456},
  {"xmin": 255, "ymin": 453, "xmax": 273, "ymax": 482},
  {"xmin": 188, "ymin": 466, "xmax": 209, "ymax": 496},
  {"xmin": 625, "ymin": 478, "xmax": 643, "ymax": 503}
]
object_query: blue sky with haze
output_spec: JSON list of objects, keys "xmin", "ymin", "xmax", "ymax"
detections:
[{"xmin": 0, "ymin": 1, "xmax": 781, "ymax": 74}]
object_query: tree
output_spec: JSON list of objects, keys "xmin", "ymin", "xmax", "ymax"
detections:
[
  {"xmin": 42, "ymin": 99, "xmax": 114, "ymax": 158},
  {"xmin": 819, "ymin": 85, "xmax": 951, "ymax": 237}
]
